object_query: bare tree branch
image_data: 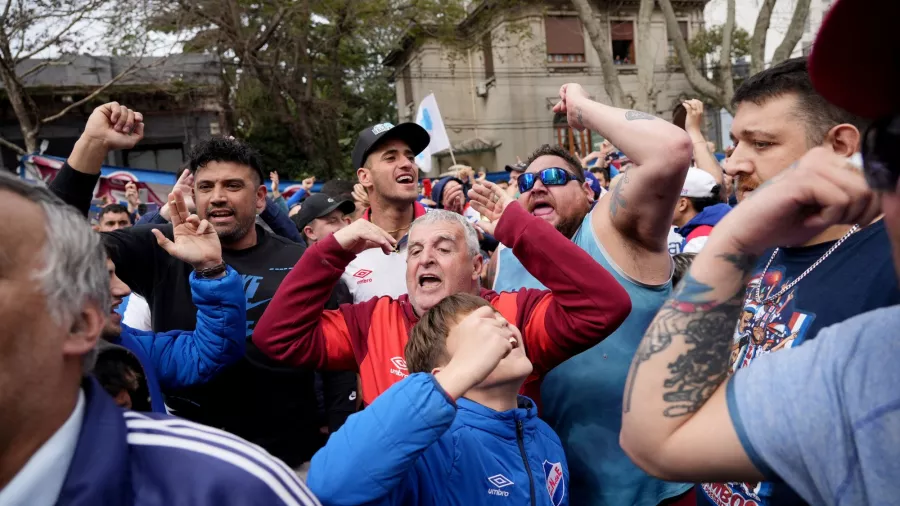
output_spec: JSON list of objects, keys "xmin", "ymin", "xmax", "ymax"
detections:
[
  {"xmin": 15, "ymin": 9, "xmax": 90, "ymax": 61},
  {"xmin": 658, "ymin": 0, "xmax": 726, "ymax": 109},
  {"xmin": 251, "ymin": 6, "xmax": 294, "ymax": 54},
  {"xmin": 571, "ymin": 0, "xmax": 627, "ymax": 108},
  {"xmin": 749, "ymin": 0, "xmax": 777, "ymax": 75},
  {"xmin": 0, "ymin": 134, "xmax": 26, "ymax": 155},
  {"xmin": 17, "ymin": 60, "xmax": 63, "ymax": 80},
  {"xmin": 771, "ymin": 0, "xmax": 811, "ymax": 65}
]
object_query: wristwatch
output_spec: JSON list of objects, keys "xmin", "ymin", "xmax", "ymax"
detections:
[{"xmin": 194, "ymin": 262, "xmax": 227, "ymax": 279}]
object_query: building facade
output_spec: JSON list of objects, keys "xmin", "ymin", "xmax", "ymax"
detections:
[
  {"xmin": 386, "ymin": 0, "xmax": 709, "ymax": 175},
  {"xmin": 0, "ymin": 53, "xmax": 226, "ymax": 173}
]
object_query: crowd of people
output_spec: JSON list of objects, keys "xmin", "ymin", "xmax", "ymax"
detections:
[{"xmin": 1, "ymin": 0, "xmax": 899, "ymax": 504}]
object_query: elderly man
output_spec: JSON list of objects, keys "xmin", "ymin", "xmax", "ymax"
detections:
[
  {"xmin": 0, "ymin": 172, "xmax": 320, "ymax": 506},
  {"xmin": 253, "ymin": 180, "xmax": 632, "ymax": 406}
]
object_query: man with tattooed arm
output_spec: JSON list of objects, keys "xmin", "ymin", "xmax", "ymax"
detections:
[{"xmin": 621, "ymin": 2, "xmax": 900, "ymax": 502}]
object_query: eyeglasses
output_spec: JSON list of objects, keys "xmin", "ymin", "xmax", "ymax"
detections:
[
  {"xmin": 517, "ymin": 167, "xmax": 581, "ymax": 194},
  {"xmin": 862, "ymin": 115, "xmax": 900, "ymax": 192}
]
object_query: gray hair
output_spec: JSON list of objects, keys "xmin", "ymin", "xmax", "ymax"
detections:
[
  {"xmin": 409, "ymin": 209, "xmax": 480, "ymax": 259},
  {"xmin": 0, "ymin": 173, "xmax": 109, "ymax": 373}
]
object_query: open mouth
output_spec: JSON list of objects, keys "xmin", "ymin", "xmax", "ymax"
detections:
[
  {"xmin": 395, "ymin": 174, "xmax": 415, "ymax": 185},
  {"xmin": 531, "ymin": 202, "xmax": 554, "ymax": 217},
  {"xmin": 417, "ymin": 273, "xmax": 442, "ymax": 289},
  {"xmin": 208, "ymin": 209, "xmax": 236, "ymax": 222}
]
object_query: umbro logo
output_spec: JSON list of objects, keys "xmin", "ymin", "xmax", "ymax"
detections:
[
  {"xmin": 488, "ymin": 475, "xmax": 513, "ymax": 488},
  {"xmin": 353, "ymin": 269, "xmax": 372, "ymax": 279},
  {"xmin": 487, "ymin": 474, "xmax": 513, "ymax": 497},
  {"xmin": 389, "ymin": 356, "xmax": 408, "ymax": 378}
]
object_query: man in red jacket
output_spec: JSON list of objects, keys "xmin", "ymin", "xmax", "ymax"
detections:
[{"xmin": 254, "ymin": 180, "xmax": 632, "ymax": 404}]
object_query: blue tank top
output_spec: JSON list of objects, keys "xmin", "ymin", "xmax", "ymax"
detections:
[{"xmin": 494, "ymin": 211, "xmax": 691, "ymax": 506}]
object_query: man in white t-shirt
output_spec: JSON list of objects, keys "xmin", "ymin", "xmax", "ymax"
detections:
[{"xmin": 342, "ymin": 122, "xmax": 431, "ymax": 302}]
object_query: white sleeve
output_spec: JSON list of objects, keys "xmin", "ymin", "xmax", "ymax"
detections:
[
  {"xmin": 122, "ymin": 293, "xmax": 152, "ymax": 331},
  {"xmin": 682, "ymin": 236, "xmax": 708, "ymax": 253}
]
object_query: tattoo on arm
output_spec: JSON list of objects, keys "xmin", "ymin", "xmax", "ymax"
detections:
[
  {"xmin": 625, "ymin": 110, "xmax": 656, "ymax": 121},
  {"xmin": 609, "ymin": 168, "xmax": 629, "ymax": 218},
  {"xmin": 576, "ymin": 106, "xmax": 584, "ymax": 129},
  {"xmin": 623, "ymin": 252, "xmax": 757, "ymax": 415}
]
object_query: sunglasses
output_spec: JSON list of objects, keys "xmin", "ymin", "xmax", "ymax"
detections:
[
  {"xmin": 518, "ymin": 167, "xmax": 581, "ymax": 194},
  {"xmin": 862, "ymin": 115, "xmax": 900, "ymax": 192}
]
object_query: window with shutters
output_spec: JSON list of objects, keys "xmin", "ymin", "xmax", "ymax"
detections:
[
  {"xmin": 545, "ymin": 16, "xmax": 586, "ymax": 64},
  {"xmin": 667, "ymin": 21, "xmax": 689, "ymax": 60},
  {"xmin": 482, "ymin": 32, "xmax": 494, "ymax": 80},
  {"xmin": 611, "ymin": 21, "xmax": 635, "ymax": 64},
  {"xmin": 554, "ymin": 113, "xmax": 592, "ymax": 157},
  {"xmin": 401, "ymin": 66, "xmax": 413, "ymax": 106}
]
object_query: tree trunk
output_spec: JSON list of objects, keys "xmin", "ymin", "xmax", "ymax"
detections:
[
  {"xmin": 0, "ymin": 29, "xmax": 38, "ymax": 154},
  {"xmin": 570, "ymin": 0, "xmax": 627, "ymax": 108},
  {"xmin": 657, "ymin": 0, "xmax": 728, "ymax": 111},
  {"xmin": 749, "ymin": 0, "xmax": 777, "ymax": 75},
  {"xmin": 632, "ymin": 0, "xmax": 656, "ymax": 113},
  {"xmin": 771, "ymin": 0, "xmax": 811, "ymax": 65},
  {"xmin": 719, "ymin": 0, "xmax": 736, "ymax": 106}
]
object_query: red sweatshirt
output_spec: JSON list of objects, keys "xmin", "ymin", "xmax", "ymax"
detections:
[{"xmin": 253, "ymin": 202, "xmax": 631, "ymax": 405}]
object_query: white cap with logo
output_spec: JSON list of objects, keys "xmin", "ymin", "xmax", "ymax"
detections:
[{"xmin": 681, "ymin": 167, "xmax": 718, "ymax": 198}]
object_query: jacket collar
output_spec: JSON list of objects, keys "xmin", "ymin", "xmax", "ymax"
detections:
[
  {"xmin": 56, "ymin": 378, "xmax": 132, "ymax": 505},
  {"xmin": 455, "ymin": 396, "xmax": 539, "ymax": 441}
]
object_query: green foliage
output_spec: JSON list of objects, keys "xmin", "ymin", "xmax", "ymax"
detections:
[{"xmin": 686, "ymin": 24, "xmax": 751, "ymax": 65}]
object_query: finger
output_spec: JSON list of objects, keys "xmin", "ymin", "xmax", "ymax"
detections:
[
  {"xmin": 151, "ymin": 228, "xmax": 176, "ymax": 255},
  {"xmin": 177, "ymin": 169, "xmax": 190, "ymax": 185},
  {"xmin": 108, "ymin": 102, "xmax": 121, "ymax": 123},
  {"xmin": 185, "ymin": 214, "xmax": 201, "ymax": 228},
  {"xmin": 133, "ymin": 111, "xmax": 143, "ymax": 123},
  {"xmin": 197, "ymin": 219, "xmax": 213, "ymax": 235},
  {"xmin": 114, "ymin": 105, "xmax": 129, "ymax": 132},
  {"xmin": 123, "ymin": 109, "xmax": 136, "ymax": 135},
  {"xmin": 173, "ymin": 188, "xmax": 192, "ymax": 222}
]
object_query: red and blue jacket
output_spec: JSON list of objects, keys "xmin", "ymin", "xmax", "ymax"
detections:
[{"xmin": 253, "ymin": 202, "xmax": 632, "ymax": 406}]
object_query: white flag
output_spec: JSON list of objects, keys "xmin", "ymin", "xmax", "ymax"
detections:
[{"xmin": 415, "ymin": 93, "xmax": 451, "ymax": 173}]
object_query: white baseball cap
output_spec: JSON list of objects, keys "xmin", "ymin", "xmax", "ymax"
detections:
[{"xmin": 681, "ymin": 167, "xmax": 717, "ymax": 198}]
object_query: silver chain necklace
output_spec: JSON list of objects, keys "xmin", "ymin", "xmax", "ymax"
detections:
[{"xmin": 753, "ymin": 224, "xmax": 860, "ymax": 304}]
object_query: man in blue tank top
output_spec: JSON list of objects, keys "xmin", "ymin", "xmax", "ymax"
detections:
[{"xmin": 490, "ymin": 83, "xmax": 695, "ymax": 506}]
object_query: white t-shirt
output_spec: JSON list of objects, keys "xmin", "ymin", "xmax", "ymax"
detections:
[
  {"xmin": 342, "ymin": 245, "xmax": 409, "ymax": 303},
  {"xmin": 667, "ymin": 226, "xmax": 683, "ymax": 255}
]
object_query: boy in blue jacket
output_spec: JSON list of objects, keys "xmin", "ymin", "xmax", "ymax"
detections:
[
  {"xmin": 307, "ymin": 293, "xmax": 568, "ymax": 506},
  {"xmin": 97, "ymin": 189, "xmax": 246, "ymax": 412}
]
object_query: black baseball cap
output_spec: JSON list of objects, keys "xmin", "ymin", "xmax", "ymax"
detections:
[
  {"xmin": 291, "ymin": 193, "xmax": 356, "ymax": 231},
  {"xmin": 351, "ymin": 122, "xmax": 430, "ymax": 170}
]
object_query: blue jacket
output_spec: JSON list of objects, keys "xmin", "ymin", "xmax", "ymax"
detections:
[
  {"xmin": 307, "ymin": 373, "xmax": 569, "ymax": 506},
  {"xmin": 109, "ymin": 266, "xmax": 247, "ymax": 413},
  {"xmin": 675, "ymin": 202, "xmax": 731, "ymax": 241},
  {"xmin": 57, "ymin": 377, "xmax": 320, "ymax": 505}
]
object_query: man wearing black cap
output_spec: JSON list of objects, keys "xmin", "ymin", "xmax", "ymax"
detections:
[
  {"xmin": 292, "ymin": 193, "xmax": 355, "ymax": 245},
  {"xmin": 503, "ymin": 161, "xmax": 526, "ymax": 198},
  {"xmin": 345, "ymin": 122, "xmax": 431, "ymax": 302},
  {"xmin": 620, "ymin": 1, "xmax": 900, "ymax": 504}
]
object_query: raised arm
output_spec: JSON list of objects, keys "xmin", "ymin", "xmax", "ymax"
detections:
[
  {"xmin": 252, "ymin": 219, "xmax": 397, "ymax": 369},
  {"xmin": 554, "ymin": 84, "xmax": 692, "ymax": 250},
  {"xmin": 619, "ymin": 148, "xmax": 881, "ymax": 482},
  {"xmin": 469, "ymin": 181, "xmax": 632, "ymax": 375}
]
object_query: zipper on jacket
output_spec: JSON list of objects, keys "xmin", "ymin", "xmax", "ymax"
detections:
[{"xmin": 516, "ymin": 420, "xmax": 536, "ymax": 506}]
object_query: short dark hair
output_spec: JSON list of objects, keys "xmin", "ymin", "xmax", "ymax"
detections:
[
  {"xmin": 524, "ymin": 144, "xmax": 585, "ymax": 182},
  {"xmin": 99, "ymin": 203, "xmax": 130, "ymax": 221},
  {"xmin": 188, "ymin": 137, "xmax": 265, "ymax": 186},
  {"xmin": 732, "ymin": 57, "xmax": 868, "ymax": 146},
  {"xmin": 321, "ymin": 180, "xmax": 356, "ymax": 199},
  {"xmin": 672, "ymin": 252, "xmax": 697, "ymax": 287},
  {"xmin": 591, "ymin": 166, "xmax": 610, "ymax": 181},
  {"xmin": 686, "ymin": 184, "xmax": 722, "ymax": 213},
  {"xmin": 406, "ymin": 293, "xmax": 491, "ymax": 374}
]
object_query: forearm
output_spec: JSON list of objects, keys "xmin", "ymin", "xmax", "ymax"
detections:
[
  {"xmin": 67, "ymin": 136, "xmax": 109, "ymax": 175},
  {"xmin": 576, "ymin": 98, "xmax": 691, "ymax": 169},
  {"xmin": 261, "ymin": 197, "xmax": 304, "ymax": 243},
  {"xmin": 49, "ymin": 162, "xmax": 101, "ymax": 217},
  {"xmin": 687, "ymin": 126, "xmax": 724, "ymax": 187},
  {"xmin": 620, "ymin": 232, "xmax": 756, "ymax": 475},
  {"xmin": 252, "ymin": 235, "xmax": 353, "ymax": 367}
]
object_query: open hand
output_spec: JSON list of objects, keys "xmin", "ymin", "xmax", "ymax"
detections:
[
  {"xmin": 468, "ymin": 180, "xmax": 514, "ymax": 222},
  {"xmin": 352, "ymin": 183, "xmax": 370, "ymax": 209},
  {"xmin": 435, "ymin": 306, "xmax": 521, "ymax": 399},
  {"xmin": 159, "ymin": 169, "xmax": 196, "ymax": 221},
  {"xmin": 83, "ymin": 102, "xmax": 145, "ymax": 150},
  {"xmin": 151, "ymin": 189, "xmax": 223, "ymax": 271},
  {"xmin": 332, "ymin": 219, "xmax": 397, "ymax": 255},
  {"xmin": 270, "ymin": 171, "xmax": 281, "ymax": 197},
  {"xmin": 683, "ymin": 99, "xmax": 704, "ymax": 133}
]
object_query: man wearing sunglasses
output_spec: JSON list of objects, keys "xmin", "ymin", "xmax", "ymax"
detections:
[
  {"xmin": 620, "ymin": 1, "xmax": 900, "ymax": 504},
  {"xmin": 491, "ymin": 90, "xmax": 696, "ymax": 505}
]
